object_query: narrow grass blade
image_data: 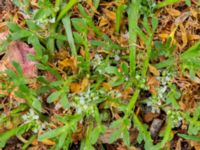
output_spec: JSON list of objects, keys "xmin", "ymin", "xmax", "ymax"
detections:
[
  {"xmin": 116, "ymin": 5, "xmax": 125, "ymax": 33},
  {"xmin": 56, "ymin": 0, "xmax": 78, "ymax": 23},
  {"xmin": 178, "ymin": 133, "xmax": 200, "ymax": 141},
  {"xmin": 62, "ymin": 15, "xmax": 77, "ymax": 57},
  {"xmin": 156, "ymin": 0, "xmax": 181, "ymax": 9}
]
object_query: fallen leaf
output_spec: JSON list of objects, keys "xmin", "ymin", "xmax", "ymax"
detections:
[
  {"xmin": 0, "ymin": 31, "xmax": 9, "ymax": 41},
  {"xmin": 0, "ymin": 41, "xmax": 37, "ymax": 78},
  {"xmin": 144, "ymin": 112, "xmax": 160, "ymax": 123},
  {"xmin": 41, "ymin": 139, "xmax": 55, "ymax": 145},
  {"xmin": 166, "ymin": 8, "xmax": 181, "ymax": 17},
  {"xmin": 102, "ymin": 82, "xmax": 112, "ymax": 90},
  {"xmin": 121, "ymin": 87, "xmax": 133, "ymax": 100},
  {"xmin": 179, "ymin": 23, "xmax": 188, "ymax": 49},
  {"xmin": 147, "ymin": 76, "xmax": 160, "ymax": 94},
  {"xmin": 102, "ymin": 9, "xmax": 116, "ymax": 21},
  {"xmin": 70, "ymin": 78, "xmax": 89, "ymax": 93},
  {"xmin": 58, "ymin": 57, "xmax": 77, "ymax": 73},
  {"xmin": 175, "ymin": 12, "xmax": 191, "ymax": 26},
  {"xmin": 150, "ymin": 118, "xmax": 164, "ymax": 138},
  {"xmin": 149, "ymin": 64, "xmax": 160, "ymax": 76}
]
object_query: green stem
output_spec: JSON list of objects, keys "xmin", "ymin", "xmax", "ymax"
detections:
[
  {"xmin": 83, "ymin": 33, "xmax": 90, "ymax": 75},
  {"xmin": 125, "ymin": 88, "xmax": 140, "ymax": 118},
  {"xmin": 128, "ymin": 0, "xmax": 140, "ymax": 78},
  {"xmin": 141, "ymin": 35, "xmax": 153, "ymax": 78},
  {"xmin": 22, "ymin": 135, "xmax": 37, "ymax": 150}
]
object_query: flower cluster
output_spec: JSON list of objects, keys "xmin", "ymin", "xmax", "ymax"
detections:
[
  {"xmin": 21, "ymin": 109, "xmax": 46, "ymax": 133},
  {"xmin": 167, "ymin": 110, "xmax": 183, "ymax": 128},
  {"xmin": 71, "ymin": 88, "xmax": 105, "ymax": 115},
  {"xmin": 91, "ymin": 54, "xmax": 103, "ymax": 69},
  {"xmin": 147, "ymin": 71, "xmax": 174, "ymax": 113}
]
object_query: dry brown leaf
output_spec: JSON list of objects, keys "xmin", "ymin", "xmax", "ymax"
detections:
[
  {"xmin": 70, "ymin": 78, "xmax": 89, "ymax": 93},
  {"xmin": 0, "ymin": 31, "xmax": 9, "ymax": 41},
  {"xmin": 102, "ymin": 9, "xmax": 116, "ymax": 21},
  {"xmin": 188, "ymin": 34, "xmax": 200, "ymax": 41},
  {"xmin": 190, "ymin": 8, "xmax": 198, "ymax": 19},
  {"xmin": 144, "ymin": 112, "xmax": 159, "ymax": 123},
  {"xmin": 41, "ymin": 139, "xmax": 55, "ymax": 145},
  {"xmin": 158, "ymin": 32, "xmax": 170, "ymax": 39},
  {"xmin": 147, "ymin": 76, "xmax": 160, "ymax": 94},
  {"xmin": 175, "ymin": 12, "xmax": 191, "ymax": 26},
  {"xmin": 0, "ymin": 41, "xmax": 37, "ymax": 78},
  {"xmin": 99, "ymin": 127, "xmax": 121, "ymax": 143},
  {"xmin": 121, "ymin": 87, "xmax": 133, "ymax": 100},
  {"xmin": 102, "ymin": 82, "xmax": 112, "ymax": 90},
  {"xmin": 190, "ymin": 141, "xmax": 200, "ymax": 150},
  {"xmin": 99, "ymin": 16, "xmax": 109, "ymax": 27},
  {"xmin": 58, "ymin": 57, "xmax": 77, "ymax": 73},
  {"xmin": 179, "ymin": 23, "xmax": 188, "ymax": 49},
  {"xmin": 166, "ymin": 8, "xmax": 181, "ymax": 17},
  {"xmin": 149, "ymin": 64, "xmax": 160, "ymax": 76}
]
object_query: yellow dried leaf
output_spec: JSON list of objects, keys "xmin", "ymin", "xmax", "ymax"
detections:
[
  {"xmin": 42, "ymin": 139, "xmax": 55, "ymax": 145},
  {"xmin": 188, "ymin": 34, "xmax": 200, "ymax": 41},
  {"xmin": 81, "ymin": 78, "xmax": 89, "ymax": 91},
  {"xmin": 166, "ymin": 8, "xmax": 181, "ymax": 17},
  {"xmin": 102, "ymin": 9, "xmax": 116, "ymax": 21},
  {"xmin": 102, "ymin": 82, "xmax": 112, "ymax": 90},
  {"xmin": 149, "ymin": 64, "xmax": 160, "ymax": 76},
  {"xmin": 99, "ymin": 16, "xmax": 108, "ymax": 27},
  {"xmin": 190, "ymin": 8, "xmax": 198, "ymax": 19},
  {"xmin": 179, "ymin": 23, "xmax": 188, "ymax": 49},
  {"xmin": 70, "ymin": 78, "xmax": 89, "ymax": 93},
  {"xmin": 58, "ymin": 57, "xmax": 77, "ymax": 73},
  {"xmin": 158, "ymin": 33, "xmax": 170, "ymax": 39},
  {"xmin": 70, "ymin": 83, "xmax": 81, "ymax": 93}
]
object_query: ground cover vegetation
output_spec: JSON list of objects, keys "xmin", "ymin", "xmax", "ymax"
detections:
[{"xmin": 0, "ymin": 0, "xmax": 200, "ymax": 149}]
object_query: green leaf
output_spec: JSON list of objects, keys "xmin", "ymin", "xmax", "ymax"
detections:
[
  {"xmin": 39, "ymin": 126, "xmax": 67, "ymax": 141},
  {"xmin": 109, "ymin": 128, "xmax": 122, "ymax": 143},
  {"xmin": 7, "ymin": 22, "xmax": 21, "ymax": 32},
  {"xmin": 12, "ymin": 61, "xmax": 23, "ymax": 76},
  {"xmin": 32, "ymin": 98, "xmax": 42, "ymax": 112},
  {"xmin": 58, "ymin": 131, "xmax": 68, "ymax": 149},
  {"xmin": 34, "ymin": 8, "xmax": 52, "ymax": 20},
  {"xmin": 185, "ymin": 0, "xmax": 191, "ymax": 6},
  {"xmin": 123, "ymin": 129, "xmax": 130, "ymax": 146},
  {"xmin": 11, "ymin": 29, "xmax": 32, "ymax": 40},
  {"xmin": 110, "ymin": 119, "xmax": 123, "ymax": 128},
  {"xmin": 73, "ymin": 32, "xmax": 84, "ymax": 45},
  {"xmin": 72, "ymin": 18, "xmax": 88, "ymax": 33},
  {"xmin": 0, "ymin": 123, "xmax": 32, "ymax": 148},
  {"xmin": 26, "ymin": 20, "xmax": 40, "ymax": 30},
  {"xmin": 47, "ymin": 91, "xmax": 61, "ymax": 103},
  {"xmin": 60, "ymin": 94, "xmax": 69, "ymax": 109},
  {"xmin": 121, "ymin": 62, "xmax": 129, "ymax": 75},
  {"xmin": 152, "ymin": 16, "xmax": 158, "ymax": 32},
  {"xmin": 156, "ymin": 0, "xmax": 181, "ymax": 9},
  {"xmin": 178, "ymin": 134, "xmax": 200, "ymax": 141},
  {"xmin": 62, "ymin": 15, "xmax": 77, "ymax": 56},
  {"xmin": 93, "ymin": 0, "xmax": 100, "ymax": 8},
  {"xmin": 28, "ymin": 35, "xmax": 44, "ymax": 59}
]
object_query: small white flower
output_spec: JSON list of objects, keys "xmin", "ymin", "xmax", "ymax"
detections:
[
  {"xmin": 76, "ymin": 108, "xmax": 82, "ymax": 114},
  {"xmin": 83, "ymin": 105, "xmax": 88, "ymax": 110},
  {"xmin": 80, "ymin": 96, "xmax": 85, "ymax": 105},
  {"xmin": 114, "ymin": 55, "xmax": 120, "ymax": 61},
  {"xmin": 49, "ymin": 18, "xmax": 55, "ymax": 23},
  {"xmin": 125, "ymin": 77, "xmax": 129, "ymax": 81}
]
